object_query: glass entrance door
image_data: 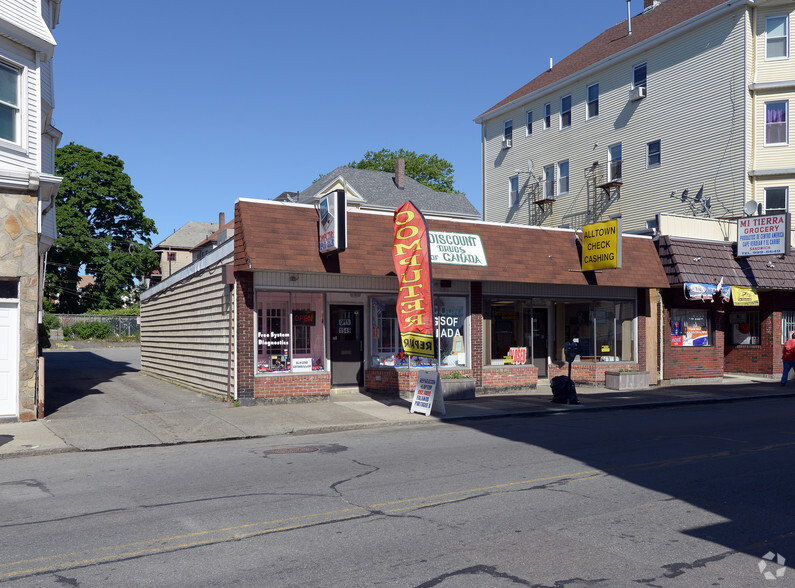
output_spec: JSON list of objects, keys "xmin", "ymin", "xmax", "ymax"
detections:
[{"xmin": 330, "ymin": 305, "xmax": 363, "ymax": 387}]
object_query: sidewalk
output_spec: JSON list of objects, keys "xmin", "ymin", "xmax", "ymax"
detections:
[{"xmin": 1, "ymin": 374, "xmax": 792, "ymax": 458}]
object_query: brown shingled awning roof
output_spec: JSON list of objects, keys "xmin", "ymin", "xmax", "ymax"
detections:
[
  {"xmin": 657, "ymin": 235, "xmax": 795, "ymax": 290},
  {"xmin": 234, "ymin": 200, "xmax": 669, "ymax": 289}
]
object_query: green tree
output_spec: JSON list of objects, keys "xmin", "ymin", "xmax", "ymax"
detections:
[
  {"xmin": 46, "ymin": 143, "xmax": 159, "ymax": 312},
  {"xmin": 348, "ymin": 148, "xmax": 457, "ymax": 193}
]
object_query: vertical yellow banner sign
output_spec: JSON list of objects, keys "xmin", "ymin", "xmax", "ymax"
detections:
[{"xmin": 392, "ymin": 201, "xmax": 435, "ymax": 358}]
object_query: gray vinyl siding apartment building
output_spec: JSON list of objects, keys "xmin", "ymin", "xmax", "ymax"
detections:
[{"xmin": 475, "ymin": 0, "xmax": 794, "ymax": 236}]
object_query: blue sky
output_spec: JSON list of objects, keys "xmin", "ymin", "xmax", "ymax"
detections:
[{"xmin": 53, "ymin": 1, "xmax": 635, "ymax": 244}]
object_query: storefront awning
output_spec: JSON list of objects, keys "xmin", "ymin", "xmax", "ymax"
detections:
[
  {"xmin": 658, "ymin": 235, "xmax": 795, "ymax": 290},
  {"xmin": 235, "ymin": 200, "xmax": 669, "ymax": 289}
]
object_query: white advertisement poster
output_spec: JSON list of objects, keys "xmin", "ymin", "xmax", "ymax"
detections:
[{"xmin": 410, "ymin": 371, "xmax": 445, "ymax": 416}]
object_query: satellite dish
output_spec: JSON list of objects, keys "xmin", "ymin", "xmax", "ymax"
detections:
[{"xmin": 743, "ymin": 201, "xmax": 757, "ymax": 216}]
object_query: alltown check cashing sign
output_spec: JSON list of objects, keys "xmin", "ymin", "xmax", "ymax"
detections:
[{"xmin": 581, "ymin": 218, "xmax": 622, "ymax": 271}]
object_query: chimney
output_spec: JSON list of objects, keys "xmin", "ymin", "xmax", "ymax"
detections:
[
  {"xmin": 627, "ymin": 0, "xmax": 632, "ymax": 36},
  {"xmin": 218, "ymin": 212, "xmax": 225, "ymax": 228},
  {"xmin": 395, "ymin": 157, "xmax": 405, "ymax": 190}
]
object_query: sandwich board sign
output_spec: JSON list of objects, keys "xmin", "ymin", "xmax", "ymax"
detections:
[{"xmin": 410, "ymin": 371, "xmax": 445, "ymax": 416}]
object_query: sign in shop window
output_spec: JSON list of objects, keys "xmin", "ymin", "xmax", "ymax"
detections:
[
  {"xmin": 670, "ymin": 309, "xmax": 711, "ymax": 347},
  {"xmin": 371, "ymin": 295, "xmax": 467, "ymax": 368},
  {"xmin": 729, "ymin": 311, "xmax": 760, "ymax": 345},
  {"xmin": 257, "ymin": 292, "xmax": 324, "ymax": 373}
]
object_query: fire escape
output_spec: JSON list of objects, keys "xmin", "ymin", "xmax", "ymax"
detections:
[
  {"xmin": 526, "ymin": 174, "xmax": 554, "ymax": 226},
  {"xmin": 585, "ymin": 161, "xmax": 621, "ymax": 224}
]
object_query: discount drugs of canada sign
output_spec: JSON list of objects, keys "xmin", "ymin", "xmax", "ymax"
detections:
[{"xmin": 410, "ymin": 371, "xmax": 445, "ymax": 416}]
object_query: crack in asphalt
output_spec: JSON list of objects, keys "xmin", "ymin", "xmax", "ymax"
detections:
[{"xmin": 414, "ymin": 564, "xmax": 534, "ymax": 587}]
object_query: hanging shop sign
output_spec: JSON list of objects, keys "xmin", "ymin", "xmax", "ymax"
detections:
[
  {"xmin": 392, "ymin": 201, "xmax": 435, "ymax": 358},
  {"xmin": 318, "ymin": 189, "xmax": 347, "ymax": 255},
  {"xmin": 428, "ymin": 231, "xmax": 487, "ymax": 266},
  {"xmin": 581, "ymin": 217, "xmax": 622, "ymax": 271},
  {"xmin": 730, "ymin": 286, "xmax": 759, "ymax": 307},
  {"xmin": 736, "ymin": 213, "xmax": 790, "ymax": 257},
  {"xmin": 684, "ymin": 282, "xmax": 731, "ymax": 303}
]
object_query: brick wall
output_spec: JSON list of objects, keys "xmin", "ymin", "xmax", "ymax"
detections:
[
  {"xmin": 471, "ymin": 282, "xmax": 484, "ymax": 387},
  {"xmin": 661, "ymin": 291, "xmax": 724, "ymax": 380},
  {"xmin": 235, "ymin": 272, "xmax": 255, "ymax": 400},
  {"xmin": 481, "ymin": 365, "xmax": 537, "ymax": 391},
  {"xmin": 548, "ymin": 361, "xmax": 638, "ymax": 383},
  {"xmin": 254, "ymin": 372, "xmax": 330, "ymax": 399}
]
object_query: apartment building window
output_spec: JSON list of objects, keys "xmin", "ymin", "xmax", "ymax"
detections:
[
  {"xmin": 509, "ymin": 175, "xmax": 520, "ymax": 207},
  {"xmin": 543, "ymin": 103, "xmax": 551, "ymax": 129},
  {"xmin": 543, "ymin": 164, "xmax": 555, "ymax": 199},
  {"xmin": 504, "ymin": 119, "xmax": 513, "ymax": 142},
  {"xmin": 766, "ymin": 16, "xmax": 789, "ymax": 60},
  {"xmin": 765, "ymin": 101, "xmax": 788, "ymax": 145},
  {"xmin": 633, "ymin": 62, "xmax": 647, "ymax": 89},
  {"xmin": 526, "ymin": 110, "xmax": 533, "ymax": 135},
  {"xmin": 586, "ymin": 83, "xmax": 599, "ymax": 119},
  {"xmin": 764, "ymin": 187, "xmax": 788, "ymax": 215},
  {"xmin": 560, "ymin": 95, "xmax": 572, "ymax": 129},
  {"xmin": 557, "ymin": 160, "xmax": 569, "ymax": 195},
  {"xmin": 167, "ymin": 252, "xmax": 177, "ymax": 261},
  {"xmin": 647, "ymin": 140, "xmax": 661, "ymax": 168},
  {"xmin": 0, "ymin": 61, "xmax": 20, "ymax": 143},
  {"xmin": 608, "ymin": 143, "xmax": 622, "ymax": 181}
]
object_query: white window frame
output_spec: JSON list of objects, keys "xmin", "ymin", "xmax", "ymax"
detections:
[
  {"xmin": 504, "ymin": 119, "xmax": 513, "ymax": 142},
  {"xmin": 509, "ymin": 175, "xmax": 519, "ymax": 207},
  {"xmin": 543, "ymin": 103, "xmax": 551, "ymax": 129},
  {"xmin": 608, "ymin": 143, "xmax": 622, "ymax": 182},
  {"xmin": 647, "ymin": 140, "xmax": 661, "ymax": 169},
  {"xmin": 543, "ymin": 164, "xmax": 555, "ymax": 199},
  {"xmin": 632, "ymin": 62, "xmax": 647, "ymax": 89},
  {"xmin": 526, "ymin": 110, "xmax": 533, "ymax": 136},
  {"xmin": 0, "ymin": 60, "xmax": 22, "ymax": 146},
  {"xmin": 765, "ymin": 15, "xmax": 789, "ymax": 60},
  {"xmin": 783, "ymin": 311, "xmax": 795, "ymax": 344},
  {"xmin": 586, "ymin": 83, "xmax": 599, "ymax": 120},
  {"xmin": 764, "ymin": 186, "xmax": 788, "ymax": 215},
  {"xmin": 765, "ymin": 100, "xmax": 788, "ymax": 146},
  {"xmin": 557, "ymin": 160, "xmax": 569, "ymax": 195},
  {"xmin": 560, "ymin": 95, "xmax": 572, "ymax": 129}
]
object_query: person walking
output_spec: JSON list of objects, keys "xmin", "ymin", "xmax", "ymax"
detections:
[{"xmin": 781, "ymin": 332, "xmax": 795, "ymax": 385}]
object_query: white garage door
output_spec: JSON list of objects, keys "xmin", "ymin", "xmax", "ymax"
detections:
[{"xmin": 0, "ymin": 302, "xmax": 19, "ymax": 416}]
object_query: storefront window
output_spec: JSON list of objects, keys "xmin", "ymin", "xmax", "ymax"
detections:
[
  {"xmin": 370, "ymin": 296, "xmax": 468, "ymax": 368},
  {"xmin": 256, "ymin": 292, "xmax": 324, "ymax": 373},
  {"xmin": 670, "ymin": 309, "xmax": 711, "ymax": 346},
  {"xmin": 559, "ymin": 301, "xmax": 635, "ymax": 362},
  {"xmin": 434, "ymin": 296, "xmax": 467, "ymax": 367},
  {"xmin": 729, "ymin": 311, "xmax": 760, "ymax": 345},
  {"xmin": 782, "ymin": 311, "xmax": 795, "ymax": 343}
]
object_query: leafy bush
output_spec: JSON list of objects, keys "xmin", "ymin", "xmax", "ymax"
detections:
[
  {"xmin": 68, "ymin": 321, "xmax": 113, "ymax": 340},
  {"xmin": 42, "ymin": 313, "xmax": 61, "ymax": 332}
]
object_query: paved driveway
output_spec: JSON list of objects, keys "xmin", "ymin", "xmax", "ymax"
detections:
[{"xmin": 43, "ymin": 344, "xmax": 223, "ymax": 419}]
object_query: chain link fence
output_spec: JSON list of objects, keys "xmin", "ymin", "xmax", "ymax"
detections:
[{"xmin": 53, "ymin": 314, "xmax": 140, "ymax": 338}]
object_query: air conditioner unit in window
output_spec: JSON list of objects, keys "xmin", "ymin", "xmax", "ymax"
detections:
[
  {"xmin": 629, "ymin": 86, "xmax": 646, "ymax": 101},
  {"xmin": 502, "ymin": 138, "xmax": 512, "ymax": 149}
]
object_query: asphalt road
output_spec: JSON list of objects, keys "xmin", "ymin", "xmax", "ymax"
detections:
[{"xmin": 1, "ymin": 398, "xmax": 793, "ymax": 586}]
